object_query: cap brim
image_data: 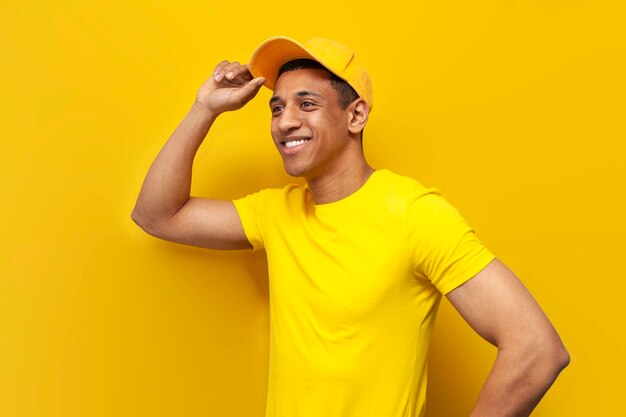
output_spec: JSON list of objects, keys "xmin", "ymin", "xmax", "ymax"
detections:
[{"xmin": 249, "ymin": 36, "xmax": 316, "ymax": 90}]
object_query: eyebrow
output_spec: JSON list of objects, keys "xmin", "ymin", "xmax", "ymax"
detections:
[{"xmin": 269, "ymin": 90, "xmax": 324, "ymax": 106}]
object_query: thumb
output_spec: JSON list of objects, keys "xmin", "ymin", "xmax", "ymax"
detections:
[{"xmin": 233, "ymin": 76, "xmax": 266, "ymax": 104}]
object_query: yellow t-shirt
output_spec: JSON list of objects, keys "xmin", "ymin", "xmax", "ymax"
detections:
[{"xmin": 233, "ymin": 169, "xmax": 495, "ymax": 417}]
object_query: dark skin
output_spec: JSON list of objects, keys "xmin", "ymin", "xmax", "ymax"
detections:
[
  {"xmin": 268, "ymin": 67, "xmax": 372, "ymax": 204},
  {"xmin": 132, "ymin": 60, "xmax": 569, "ymax": 416}
]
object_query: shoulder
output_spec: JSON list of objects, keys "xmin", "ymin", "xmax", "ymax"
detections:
[
  {"xmin": 374, "ymin": 169, "xmax": 436, "ymax": 195},
  {"xmin": 373, "ymin": 169, "xmax": 444, "ymax": 212},
  {"xmin": 234, "ymin": 182, "xmax": 307, "ymax": 210}
]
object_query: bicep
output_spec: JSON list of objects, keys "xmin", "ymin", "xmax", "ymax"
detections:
[
  {"xmin": 148, "ymin": 197, "xmax": 252, "ymax": 250},
  {"xmin": 446, "ymin": 258, "xmax": 562, "ymax": 349}
]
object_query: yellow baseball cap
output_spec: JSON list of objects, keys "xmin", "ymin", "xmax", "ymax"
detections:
[{"xmin": 249, "ymin": 36, "xmax": 373, "ymax": 111}]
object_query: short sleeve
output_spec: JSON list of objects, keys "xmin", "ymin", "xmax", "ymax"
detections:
[
  {"xmin": 410, "ymin": 192, "xmax": 496, "ymax": 295},
  {"xmin": 232, "ymin": 190, "xmax": 268, "ymax": 252}
]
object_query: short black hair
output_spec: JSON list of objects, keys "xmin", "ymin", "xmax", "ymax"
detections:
[{"xmin": 277, "ymin": 59, "xmax": 359, "ymax": 109}]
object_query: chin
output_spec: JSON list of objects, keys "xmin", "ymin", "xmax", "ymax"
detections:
[{"xmin": 283, "ymin": 164, "xmax": 306, "ymax": 178}]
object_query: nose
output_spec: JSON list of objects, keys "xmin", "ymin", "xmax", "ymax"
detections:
[{"xmin": 276, "ymin": 105, "xmax": 302, "ymax": 133}]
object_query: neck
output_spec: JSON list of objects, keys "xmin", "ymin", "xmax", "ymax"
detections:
[{"xmin": 306, "ymin": 161, "xmax": 375, "ymax": 205}]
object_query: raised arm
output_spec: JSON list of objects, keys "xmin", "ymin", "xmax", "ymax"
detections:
[
  {"xmin": 131, "ymin": 61, "xmax": 265, "ymax": 250},
  {"xmin": 446, "ymin": 258, "xmax": 569, "ymax": 417}
]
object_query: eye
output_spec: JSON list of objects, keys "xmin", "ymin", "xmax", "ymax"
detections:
[
  {"xmin": 271, "ymin": 105, "xmax": 284, "ymax": 115},
  {"xmin": 301, "ymin": 101, "xmax": 315, "ymax": 109}
]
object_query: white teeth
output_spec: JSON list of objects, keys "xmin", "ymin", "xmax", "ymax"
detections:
[{"xmin": 285, "ymin": 139, "xmax": 308, "ymax": 148}]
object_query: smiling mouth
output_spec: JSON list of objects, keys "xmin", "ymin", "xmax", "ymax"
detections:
[{"xmin": 281, "ymin": 138, "xmax": 311, "ymax": 149}]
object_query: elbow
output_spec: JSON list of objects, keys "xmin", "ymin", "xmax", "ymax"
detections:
[
  {"xmin": 531, "ymin": 337, "xmax": 570, "ymax": 381},
  {"xmin": 131, "ymin": 206, "xmax": 160, "ymax": 236},
  {"xmin": 542, "ymin": 331, "xmax": 570, "ymax": 374},
  {"xmin": 131, "ymin": 206, "xmax": 146, "ymax": 229},
  {"xmin": 552, "ymin": 341, "xmax": 570, "ymax": 373},
  {"xmin": 503, "ymin": 334, "xmax": 570, "ymax": 384},
  {"xmin": 131, "ymin": 200, "xmax": 180, "ymax": 240},
  {"xmin": 540, "ymin": 342, "xmax": 570, "ymax": 390}
]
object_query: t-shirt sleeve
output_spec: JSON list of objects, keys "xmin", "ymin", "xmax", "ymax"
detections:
[
  {"xmin": 232, "ymin": 190, "xmax": 268, "ymax": 252},
  {"xmin": 410, "ymin": 191, "xmax": 496, "ymax": 295}
]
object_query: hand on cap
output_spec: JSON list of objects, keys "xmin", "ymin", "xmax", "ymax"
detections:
[{"xmin": 195, "ymin": 60, "xmax": 266, "ymax": 115}]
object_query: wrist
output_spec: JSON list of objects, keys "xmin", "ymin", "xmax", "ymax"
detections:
[{"xmin": 191, "ymin": 100, "xmax": 219, "ymax": 123}]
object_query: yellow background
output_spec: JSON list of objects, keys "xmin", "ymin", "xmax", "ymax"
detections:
[{"xmin": 1, "ymin": 1, "xmax": 624, "ymax": 415}]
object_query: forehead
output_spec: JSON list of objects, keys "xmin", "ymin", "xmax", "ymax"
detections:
[{"xmin": 273, "ymin": 68, "xmax": 334, "ymax": 97}]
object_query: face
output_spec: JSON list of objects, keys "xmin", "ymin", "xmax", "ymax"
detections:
[{"xmin": 269, "ymin": 68, "xmax": 353, "ymax": 180}]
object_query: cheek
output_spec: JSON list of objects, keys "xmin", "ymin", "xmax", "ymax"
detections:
[{"xmin": 318, "ymin": 115, "xmax": 345, "ymax": 138}]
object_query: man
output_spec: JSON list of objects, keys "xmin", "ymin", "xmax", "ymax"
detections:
[{"xmin": 132, "ymin": 36, "xmax": 569, "ymax": 417}]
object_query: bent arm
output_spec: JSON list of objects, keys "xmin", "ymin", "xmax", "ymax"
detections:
[
  {"xmin": 446, "ymin": 258, "xmax": 570, "ymax": 417},
  {"xmin": 131, "ymin": 61, "xmax": 265, "ymax": 250}
]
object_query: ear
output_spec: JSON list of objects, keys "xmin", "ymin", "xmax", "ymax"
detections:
[{"xmin": 347, "ymin": 98, "xmax": 369, "ymax": 135}]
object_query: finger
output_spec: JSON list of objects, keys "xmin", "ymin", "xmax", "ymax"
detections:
[
  {"xmin": 232, "ymin": 77, "xmax": 266, "ymax": 105},
  {"xmin": 233, "ymin": 69, "xmax": 253, "ymax": 83},
  {"xmin": 214, "ymin": 61, "xmax": 239, "ymax": 82},
  {"xmin": 221, "ymin": 61, "xmax": 250, "ymax": 81},
  {"xmin": 213, "ymin": 59, "xmax": 230, "ymax": 71},
  {"xmin": 234, "ymin": 64, "xmax": 257, "ymax": 82},
  {"xmin": 212, "ymin": 60, "xmax": 231, "ymax": 82}
]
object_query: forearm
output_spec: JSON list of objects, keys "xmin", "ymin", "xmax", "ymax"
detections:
[
  {"xmin": 132, "ymin": 101, "xmax": 218, "ymax": 226},
  {"xmin": 469, "ymin": 344, "xmax": 569, "ymax": 417}
]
